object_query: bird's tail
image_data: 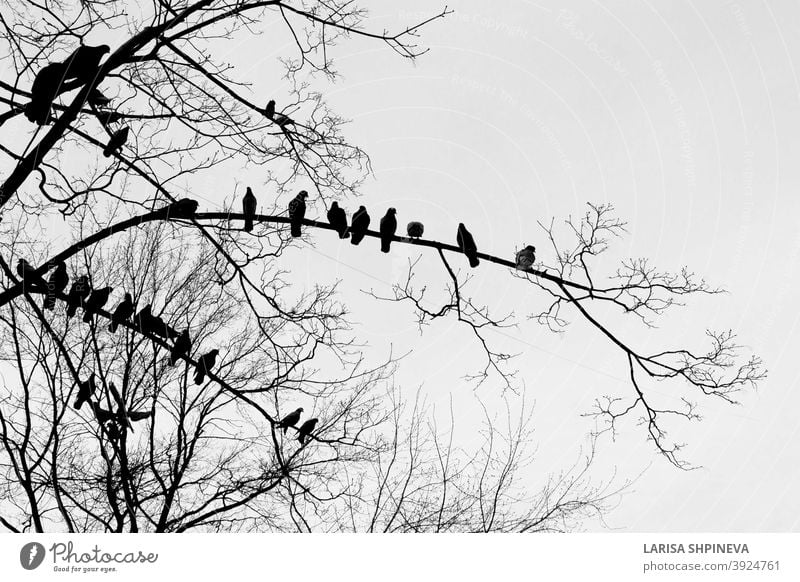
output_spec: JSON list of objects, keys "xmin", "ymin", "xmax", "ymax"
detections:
[
  {"xmin": 82, "ymin": 309, "xmax": 93, "ymax": 324},
  {"xmin": 381, "ymin": 239, "xmax": 391, "ymax": 253},
  {"xmin": 351, "ymin": 233, "xmax": 362, "ymax": 245},
  {"xmin": 339, "ymin": 229, "xmax": 350, "ymax": 239},
  {"xmin": 44, "ymin": 292, "xmax": 56, "ymax": 311},
  {"xmin": 469, "ymin": 255, "xmax": 480, "ymax": 268},
  {"xmin": 109, "ymin": 320, "xmax": 118, "ymax": 333},
  {"xmin": 194, "ymin": 371, "xmax": 204, "ymax": 385},
  {"xmin": 244, "ymin": 217, "xmax": 253, "ymax": 232},
  {"xmin": 66, "ymin": 303, "xmax": 77, "ymax": 318},
  {"xmin": 282, "ymin": 425, "xmax": 288, "ymax": 435},
  {"xmin": 74, "ymin": 397, "xmax": 84, "ymax": 411},
  {"xmin": 290, "ymin": 222, "xmax": 302, "ymax": 237}
]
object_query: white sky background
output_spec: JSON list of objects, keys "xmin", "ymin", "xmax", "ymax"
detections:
[
  {"xmin": 6, "ymin": 0, "xmax": 800, "ymax": 532},
  {"xmin": 267, "ymin": 0, "xmax": 799, "ymax": 531}
]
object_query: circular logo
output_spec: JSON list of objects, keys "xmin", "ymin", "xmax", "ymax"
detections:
[{"xmin": 19, "ymin": 542, "xmax": 46, "ymax": 570}]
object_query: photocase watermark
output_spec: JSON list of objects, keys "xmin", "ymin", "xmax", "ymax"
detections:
[
  {"xmin": 399, "ymin": 10, "xmax": 529, "ymax": 40},
  {"xmin": 20, "ymin": 542, "xmax": 46, "ymax": 570},
  {"xmin": 18, "ymin": 541, "xmax": 158, "ymax": 574}
]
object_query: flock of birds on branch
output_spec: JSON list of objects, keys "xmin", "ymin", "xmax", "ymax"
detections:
[{"xmin": 16, "ymin": 44, "xmax": 540, "ymax": 447}]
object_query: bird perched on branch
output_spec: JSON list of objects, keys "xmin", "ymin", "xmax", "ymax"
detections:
[
  {"xmin": 265, "ymin": 99, "xmax": 276, "ymax": 119},
  {"xmin": 16, "ymin": 259, "xmax": 47, "ymax": 289},
  {"xmin": 242, "ymin": 187, "xmax": 257, "ymax": 232},
  {"xmin": 74, "ymin": 374, "xmax": 96, "ymax": 410},
  {"xmin": 379, "ymin": 208, "xmax": 397, "ymax": 253},
  {"xmin": 25, "ymin": 61, "xmax": 68, "ymax": 125},
  {"xmin": 127, "ymin": 409, "xmax": 153, "ymax": 423},
  {"xmin": 456, "ymin": 223, "xmax": 479, "ymax": 268},
  {"xmin": 170, "ymin": 329, "xmax": 191, "ymax": 365},
  {"xmin": 288, "ymin": 190, "xmax": 308, "ymax": 237},
  {"xmin": 515, "ymin": 245, "xmax": 536, "ymax": 271},
  {"xmin": 44, "ymin": 262, "xmax": 68, "ymax": 310},
  {"xmin": 326, "ymin": 201, "xmax": 349, "ymax": 239},
  {"xmin": 62, "ymin": 44, "xmax": 110, "ymax": 85},
  {"xmin": 82, "ymin": 286, "xmax": 112, "ymax": 323},
  {"xmin": 296, "ymin": 418, "xmax": 319, "ymax": 445},
  {"xmin": 134, "ymin": 304, "xmax": 154, "ymax": 332},
  {"xmin": 194, "ymin": 349, "xmax": 219, "ymax": 385},
  {"xmin": 109, "ymin": 293, "xmax": 134, "ymax": 333},
  {"xmin": 163, "ymin": 198, "xmax": 198, "ymax": 219},
  {"xmin": 349, "ymin": 206, "xmax": 370, "ymax": 245},
  {"xmin": 406, "ymin": 221, "xmax": 424, "ymax": 239},
  {"xmin": 88, "ymin": 89, "xmax": 110, "ymax": 107},
  {"xmin": 277, "ymin": 407, "xmax": 303, "ymax": 434},
  {"xmin": 65, "ymin": 275, "xmax": 91, "ymax": 318},
  {"xmin": 102, "ymin": 126, "xmax": 129, "ymax": 157},
  {"xmin": 92, "ymin": 401, "xmax": 116, "ymax": 425}
]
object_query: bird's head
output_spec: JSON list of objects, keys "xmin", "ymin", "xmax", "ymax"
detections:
[
  {"xmin": 210, "ymin": 349, "xmax": 220, "ymax": 357},
  {"xmin": 299, "ymin": 190, "xmax": 308, "ymax": 199},
  {"xmin": 330, "ymin": 201, "xmax": 339, "ymax": 209},
  {"xmin": 388, "ymin": 207, "xmax": 397, "ymax": 215},
  {"xmin": 246, "ymin": 186, "xmax": 253, "ymax": 195},
  {"xmin": 99, "ymin": 45, "xmax": 111, "ymax": 54},
  {"xmin": 359, "ymin": 205, "xmax": 366, "ymax": 211}
]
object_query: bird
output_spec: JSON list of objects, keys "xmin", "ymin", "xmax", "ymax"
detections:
[
  {"xmin": 349, "ymin": 206, "xmax": 370, "ymax": 245},
  {"xmin": 43, "ymin": 261, "xmax": 68, "ymax": 310},
  {"xmin": 82, "ymin": 286, "xmax": 113, "ymax": 323},
  {"xmin": 102, "ymin": 126, "xmax": 129, "ymax": 157},
  {"xmin": 109, "ymin": 292, "xmax": 134, "ymax": 332},
  {"xmin": 265, "ymin": 99, "xmax": 276, "ymax": 119},
  {"xmin": 288, "ymin": 190, "xmax": 308, "ymax": 237},
  {"xmin": 65, "ymin": 275, "xmax": 91, "ymax": 318},
  {"xmin": 242, "ymin": 187, "xmax": 257, "ymax": 232},
  {"xmin": 25, "ymin": 61, "xmax": 68, "ymax": 125},
  {"xmin": 164, "ymin": 198, "xmax": 198, "ymax": 218},
  {"xmin": 406, "ymin": 221, "xmax": 424, "ymax": 239},
  {"xmin": 326, "ymin": 201, "xmax": 349, "ymax": 239},
  {"xmin": 127, "ymin": 409, "xmax": 153, "ymax": 422},
  {"xmin": 16, "ymin": 259, "xmax": 47, "ymax": 289},
  {"xmin": 88, "ymin": 89, "xmax": 110, "ymax": 107},
  {"xmin": 379, "ymin": 208, "xmax": 397, "ymax": 253},
  {"xmin": 149, "ymin": 315, "xmax": 177, "ymax": 340},
  {"xmin": 193, "ymin": 349, "xmax": 219, "ymax": 385},
  {"xmin": 134, "ymin": 304, "xmax": 154, "ymax": 332},
  {"xmin": 61, "ymin": 44, "xmax": 110, "ymax": 85},
  {"xmin": 456, "ymin": 223, "xmax": 480, "ymax": 268},
  {"xmin": 515, "ymin": 245, "xmax": 536, "ymax": 271},
  {"xmin": 74, "ymin": 374, "xmax": 96, "ymax": 410},
  {"xmin": 277, "ymin": 407, "xmax": 303, "ymax": 434},
  {"xmin": 92, "ymin": 401, "xmax": 116, "ymax": 424},
  {"xmin": 296, "ymin": 418, "xmax": 319, "ymax": 445},
  {"xmin": 104, "ymin": 422, "xmax": 120, "ymax": 441},
  {"xmin": 169, "ymin": 329, "xmax": 191, "ymax": 365},
  {"xmin": 272, "ymin": 111, "xmax": 295, "ymax": 128}
]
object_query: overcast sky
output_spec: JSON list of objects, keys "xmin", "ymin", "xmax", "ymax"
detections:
[
  {"xmin": 254, "ymin": 0, "xmax": 800, "ymax": 531},
  {"xmin": 8, "ymin": 0, "xmax": 799, "ymax": 532}
]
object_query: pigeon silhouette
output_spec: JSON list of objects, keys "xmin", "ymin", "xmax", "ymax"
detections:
[
  {"xmin": 92, "ymin": 401, "xmax": 116, "ymax": 425},
  {"xmin": 406, "ymin": 221, "xmax": 424, "ymax": 239},
  {"xmin": 25, "ymin": 61, "xmax": 68, "ymax": 125},
  {"xmin": 44, "ymin": 261, "xmax": 68, "ymax": 310},
  {"xmin": 163, "ymin": 198, "xmax": 199, "ymax": 219},
  {"xmin": 515, "ymin": 245, "xmax": 536, "ymax": 271},
  {"xmin": 379, "ymin": 208, "xmax": 397, "ymax": 253},
  {"xmin": 62, "ymin": 44, "xmax": 110, "ymax": 85},
  {"xmin": 134, "ymin": 304, "xmax": 154, "ymax": 332},
  {"xmin": 456, "ymin": 223, "xmax": 479, "ymax": 268},
  {"xmin": 288, "ymin": 191, "xmax": 308, "ymax": 237},
  {"xmin": 297, "ymin": 418, "xmax": 319, "ymax": 445},
  {"xmin": 16, "ymin": 259, "xmax": 47, "ymax": 289},
  {"xmin": 102, "ymin": 126, "xmax": 129, "ymax": 157},
  {"xmin": 277, "ymin": 407, "xmax": 304, "ymax": 434},
  {"xmin": 65, "ymin": 275, "xmax": 91, "ymax": 318},
  {"xmin": 127, "ymin": 409, "xmax": 153, "ymax": 422},
  {"xmin": 82, "ymin": 286, "xmax": 113, "ymax": 323},
  {"xmin": 170, "ymin": 329, "xmax": 191, "ymax": 365},
  {"xmin": 194, "ymin": 349, "xmax": 219, "ymax": 385},
  {"xmin": 327, "ymin": 201, "xmax": 349, "ymax": 239},
  {"xmin": 349, "ymin": 206, "xmax": 370, "ymax": 245},
  {"xmin": 74, "ymin": 374, "xmax": 96, "ymax": 410},
  {"xmin": 265, "ymin": 99, "xmax": 276, "ymax": 119},
  {"xmin": 242, "ymin": 187, "xmax": 257, "ymax": 232},
  {"xmin": 109, "ymin": 292, "xmax": 134, "ymax": 332}
]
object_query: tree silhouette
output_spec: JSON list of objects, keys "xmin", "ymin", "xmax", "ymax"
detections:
[{"xmin": 0, "ymin": 1, "xmax": 763, "ymax": 532}]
